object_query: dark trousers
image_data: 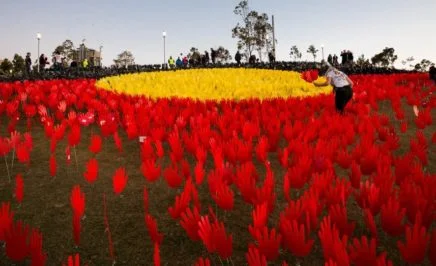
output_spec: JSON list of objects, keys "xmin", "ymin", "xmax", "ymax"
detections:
[
  {"xmin": 334, "ymin": 85, "xmax": 353, "ymax": 113},
  {"xmin": 25, "ymin": 65, "xmax": 31, "ymax": 75}
]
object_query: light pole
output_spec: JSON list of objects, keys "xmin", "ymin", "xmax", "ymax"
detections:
[
  {"xmin": 321, "ymin": 44, "xmax": 325, "ymax": 63},
  {"xmin": 81, "ymin": 39, "xmax": 86, "ymax": 63},
  {"xmin": 265, "ymin": 35, "xmax": 270, "ymax": 62},
  {"xmin": 162, "ymin": 31, "xmax": 166, "ymax": 69},
  {"xmin": 99, "ymin": 46, "xmax": 103, "ymax": 67},
  {"xmin": 37, "ymin": 33, "xmax": 41, "ymax": 72}
]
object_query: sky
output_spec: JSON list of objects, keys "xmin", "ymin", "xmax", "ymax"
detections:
[{"xmin": 1, "ymin": 0, "xmax": 435, "ymax": 68}]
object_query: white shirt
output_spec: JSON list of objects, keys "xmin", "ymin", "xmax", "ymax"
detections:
[{"xmin": 326, "ymin": 68, "xmax": 350, "ymax": 88}]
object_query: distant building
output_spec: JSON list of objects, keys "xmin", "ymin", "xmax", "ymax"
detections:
[{"xmin": 73, "ymin": 44, "xmax": 102, "ymax": 67}]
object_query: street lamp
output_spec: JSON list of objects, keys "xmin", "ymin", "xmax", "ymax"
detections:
[
  {"xmin": 321, "ymin": 44, "xmax": 325, "ymax": 63},
  {"xmin": 162, "ymin": 31, "xmax": 166, "ymax": 69},
  {"xmin": 265, "ymin": 35, "xmax": 270, "ymax": 63},
  {"xmin": 37, "ymin": 33, "xmax": 41, "ymax": 72},
  {"xmin": 266, "ymin": 35, "xmax": 270, "ymax": 52},
  {"xmin": 99, "ymin": 46, "xmax": 103, "ymax": 67}
]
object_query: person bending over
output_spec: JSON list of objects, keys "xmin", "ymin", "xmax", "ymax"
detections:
[{"xmin": 314, "ymin": 65, "xmax": 354, "ymax": 114}]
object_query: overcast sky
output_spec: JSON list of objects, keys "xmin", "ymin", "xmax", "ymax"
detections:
[{"xmin": 1, "ymin": 0, "xmax": 435, "ymax": 68}]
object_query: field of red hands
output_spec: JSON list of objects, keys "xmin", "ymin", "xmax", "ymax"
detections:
[{"xmin": 0, "ymin": 73, "xmax": 435, "ymax": 265}]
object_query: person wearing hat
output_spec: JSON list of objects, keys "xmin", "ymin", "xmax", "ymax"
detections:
[{"xmin": 314, "ymin": 64, "xmax": 354, "ymax": 114}]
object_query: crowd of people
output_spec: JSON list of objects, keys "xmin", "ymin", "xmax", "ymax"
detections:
[
  {"xmin": 326, "ymin": 50, "xmax": 354, "ymax": 66},
  {"xmin": 19, "ymin": 52, "xmax": 91, "ymax": 75},
  {"xmin": 0, "ymin": 62, "xmax": 423, "ymax": 83},
  {"xmin": 165, "ymin": 48, "xmax": 277, "ymax": 68},
  {"xmin": 1, "ymin": 49, "xmax": 432, "ymax": 83},
  {"xmin": 168, "ymin": 49, "xmax": 218, "ymax": 68}
]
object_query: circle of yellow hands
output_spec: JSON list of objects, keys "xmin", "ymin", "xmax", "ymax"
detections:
[{"xmin": 96, "ymin": 68, "xmax": 331, "ymax": 100}]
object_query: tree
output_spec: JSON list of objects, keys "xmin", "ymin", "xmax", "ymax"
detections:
[
  {"xmin": 53, "ymin": 40, "xmax": 75, "ymax": 61},
  {"xmin": 232, "ymin": 1, "xmax": 254, "ymax": 58},
  {"xmin": 252, "ymin": 13, "xmax": 273, "ymax": 61},
  {"xmin": 307, "ymin": 45, "xmax": 318, "ymax": 62},
  {"xmin": 0, "ymin": 58, "xmax": 13, "ymax": 74},
  {"xmin": 356, "ymin": 54, "xmax": 370, "ymax": 67},
  {"xmin": 12, "ymin": 54, "xmax": 25, "ymax": 74},
  {"xmin": 113, "ymin": 51, "xmax": 135, "ymax": 68},
  {"xmin": 232, "ymin": 0, "xmax": 273, "ymax": 61},
  {"xmin": 290, "ymin": 45, "xmax": 302, "ymax": 61},
  {"xmin": 371, "ymin": 47, "xmax": 398, "ymax": 67},
  {"xmin": 214, "ymin": 46, "xmax": 232, "ymax": 63},
  {"xmin": 418, "ymin": 59, "xmax": 434, "ymax": 71},
  {"xmin": 401, "ymin": 56, "xmax": 415, "ymax": 69}
]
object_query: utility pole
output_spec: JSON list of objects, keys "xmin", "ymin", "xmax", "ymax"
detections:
[
  {"xmin": 272, "ymin": 15, "xmax": 276, "ymax": 59},
  {"xmin": 99, "ymin": 46, "xmax": 103, "ymax": 67},
  {"xmin": 37, "ymin": 33, "xmax": 41, "ymax": 73},
  {"xmin": 163, "ymin": 31, "xmax": 167, "ymax": 69}
]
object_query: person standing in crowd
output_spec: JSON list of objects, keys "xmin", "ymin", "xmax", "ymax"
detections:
[
  {"xmin": 38, "ymin": 54, "xmax": 44, "ymax": 72},
  {"xmin": 430, "ymin": 65, "xmax": 436, "ymax": 83},
  {"xmin": 82, "ymin": 58, "xmax": 89, "ymax": 69},
  {"xmin": 268, "ymin": 50, "xmax": 276, "ymax": 64},
  {"xmin": 182, "ymin": 56, "xmax": 188, "ymax": 67},
  {"xmin": 176, "ymin": 57, "xmax": 183, "ymax": 68},
  {"xmin": 327, "ymin": 54, "xmax": 333, "ymax": 65},
  {"xmin": 211, "ymin": 48, "xmax": 217, "ymax": 64},
  {"xmin": 333, "ymin": 54, "xmax": 339, "ymax": 66},
  {"xmin": 52, "ymin": 52, "xmax": 62, "ymax": 70},
  {"xmin": 188, "ymin": 56, "xmax": 194, "ymax": 66},
  {"xmin": 235, "ymin": 51, "xmax": 242, "ymax": 65},
  {"xmin": 39, "ymin": 54, "xmax": 48, "ymax": 72},
  {"xmin": 204, "ymin": 51, "xmax": 210, "ymax": 64},
  {"xmin": 25, "ymin": 52, "xmax": 32, "ymax": 74},
  {"xmin": 340, "ymin": 50, "xmax": 347, "ymax": 65},
  {"xmin": 314, "ymin": 64, "xmax": 354, "ymax": 114},
  {"xmin": 249, "ymin": 54, "xmax": 256, "ymax": 64},
  {"xmin": 168, "ymin": 56, "xmax": 175, "ymax": 69},
  {"xmin": 348, "ymin": 51, "xmax": 354, "ymax": 64}
]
